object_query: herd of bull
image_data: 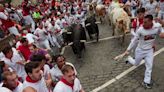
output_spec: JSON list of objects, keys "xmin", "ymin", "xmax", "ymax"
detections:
[{"xmin": 62, "ymin": 1, "xmax": 133, "ymax": 58}]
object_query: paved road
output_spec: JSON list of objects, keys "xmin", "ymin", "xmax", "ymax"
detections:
[{"xmin": 63, "ymin": 19, "xmax": 164, "ymax": 92}]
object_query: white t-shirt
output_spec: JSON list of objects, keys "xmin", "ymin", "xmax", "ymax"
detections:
[
  {"xmin": 127, "ymin": 22, "xmax": 164, "ymax": 50},
  {"xmin": 50, "ymin": 62, "xmax": 77, "ymax": 82},
  {"xmin": 53, "ymin": 78, "xmax": 82, "ymax": 92},
  {"xmin": 23, "ymin": 77, "xmax": 50, "ymax": 92},
  {"xmin": 1, "ymin": 52, "xmax": 27, "ymax": 80}
]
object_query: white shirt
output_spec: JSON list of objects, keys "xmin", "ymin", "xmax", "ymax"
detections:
[
  {"xmin": 13, "ymin": 82, "xmax": 23, "ymax": 92},
  {"xmin": 43, "ymin": 64, "xmax": 50, "ymax": 80},
  {"xmin": 23, "ymin": 77, "xmax": 49, "ymax": 92},
  {"xmin": 50, "ymin": 62, "xmax": 77, "ymax": 82},
  {"xmin": 34, "ymin": 28, "xmax": 48, "ymax": 41},
  {"xmin": 25, "ymin": 33, "xmax": 38, "ymax": 44},
  {"xmin": 127, "ymin": 22, "xmax": 164, "ymax": 50},
  {"xmin": 53, "ymin": 78, "xmax": 82, "ymax": 92},
  {"xmin": 0, "ymin": 87, "xmax": 12, "ymax": 92},
  {"xmin": 0, "ymin": 81, "xmax": 23, "ymax": 92},
  {"xmin": 1, "ymin": 53, "xmax": 27, "ymax": 80}
]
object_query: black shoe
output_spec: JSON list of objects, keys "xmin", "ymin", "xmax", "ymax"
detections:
[
  {"xmin": 142, "ymin": 82, "xmax": 152, "ymax": 89},
  {"xmin": 125, "ymin": 61, "xmax": 129, "ymax": 64}
]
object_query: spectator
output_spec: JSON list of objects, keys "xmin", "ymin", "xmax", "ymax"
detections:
[
  {"xmin": 17, "ymin": 38, "xmax": 31, "ymax": 61},
  {"xmin": 53, "ymin": 64, "xmax": 84, "ymax": 92},
  {"xmin": 0, "ymin": 71, "xmax": 23, "ymax": 92},
  {"xmin": 50, "ymin": 55, "xmax": 77, "ymax": 83},
  {"xmin": 0, "ymin": 6, "xmax": 20, "ymax": 36},
  {"xmin": 145, "ymin": 0, "xmax": 158, "ymax": 18},
  {"xmin": 34, "ymin": 22, "xmax": 51, "ymax": 50},
  {"xmin": 22, "ymin": 0, "xmax": 35, "ymax": 32},
  {"xmin": 0, "ymin": 61, "xmax": 12, "ymax": 82},
  {"xmin": 29, "ymin": 44, "xmax": 52, "ymax": 66},
  {"xmin": 1, "ymin": 46, "xmax": 27, "ymax": 81},
  {"xmin": 23, "ymin": 62, "xmax": 51, "ymax": 92}
]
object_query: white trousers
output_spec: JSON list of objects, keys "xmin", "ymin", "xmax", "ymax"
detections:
[
  {"xmin": 128, "ymin": 47, "xmax": 154, "ymax": 84},
  {"xmin": 24, "ymin": 15, "xmax": 35, "ymax": 32},
  {"xmin": 8, "ymin": 26, "xmax": 20, "ymax": 36}
]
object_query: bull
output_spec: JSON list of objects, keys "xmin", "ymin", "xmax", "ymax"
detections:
[
  {"xmin": 63, "ymin": 24, "xmax": 87, "ymax": 58},
  {"xmin": 108, "ymin": 4, "xmax": 131, "ymax": 44},
  {"xmin": 86, "ymin": 3, "xmax": 106, "ymax": 23},
  {"xmin": 85, "ymin": 16, "xmax": 100, "ymax": 42}
]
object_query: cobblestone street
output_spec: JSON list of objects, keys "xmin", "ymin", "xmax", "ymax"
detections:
[{"xmin": 63, "ymin": 21, "xmax": 164, "ymax": 92}]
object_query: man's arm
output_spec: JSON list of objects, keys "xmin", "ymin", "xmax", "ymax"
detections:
[{"xmin": 125, "ymin": 28, "xmax": 140, "ymax": 53}]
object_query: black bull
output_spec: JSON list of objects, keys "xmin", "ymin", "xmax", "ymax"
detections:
[
  {"xmin": 63, "ymin": 24, "xmax": 87, "ymax": 58},
  {"xmin": 85, "ymin": 16, "xmax": 99, "ymax": 42}
]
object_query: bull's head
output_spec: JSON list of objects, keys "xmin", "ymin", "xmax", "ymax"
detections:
[
  {"xmin": 88, "ymin": 4, "xmax": 94, "ymax": 11},
  {"xmin": 117, "ymin": 20, "xmax": 130, "ymax": 34}
]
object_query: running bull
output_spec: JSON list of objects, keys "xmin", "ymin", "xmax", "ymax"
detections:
[
  {"xmin": 85, "ymin": 15, "xmax": 100, "ymax": 42},
  {"xmin": 63, "ymin": 24, "xmax": 87, "ymax": 58}
]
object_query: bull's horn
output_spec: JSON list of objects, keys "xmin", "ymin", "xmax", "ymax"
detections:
[
  {"xmin": 85, "ymin": 23, "xmax": 91, "ymax": 26},
  {"xmin": 95, "ymin": 21, "xmax": 101, "ymax": 24},
  {"xmin": 80, "ymin": 40, "xmax": 86, "ymax": 43},
  {"xmin": 67, "ymin": 32, "xmax": 72, "ymax": 34},
  {"xmin": 68, "ymin": 42, "xmax": 73, "ymax": 46}
]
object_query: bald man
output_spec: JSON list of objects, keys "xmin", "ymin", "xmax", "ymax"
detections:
[{"xmin": 23, "ymin": 87, "xmax": 36, "ymax": 92}]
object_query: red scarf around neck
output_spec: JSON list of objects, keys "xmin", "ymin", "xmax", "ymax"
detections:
[
  {"xmin": 60, "ymin": 77, "xmax": 74, "ymax": 89},
  {"xmin": 26, "ymin": 76, "xmax": 39, "ymax": 83}
]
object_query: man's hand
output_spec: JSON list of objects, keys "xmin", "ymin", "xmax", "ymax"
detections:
[
  {"xmin": 124, "ymin": 50, "xmax": 130, "ymax": 55},
  {"xmin": 114, "ymin": 50, "xmax": 130, "ymax": 61}
]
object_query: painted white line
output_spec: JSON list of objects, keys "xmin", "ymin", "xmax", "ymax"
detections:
[
  {"xmin": 91, "ymin": 47, "xmax": 164, "ymax": 92},
  {"xmin": 86, "ymin": 34, "xmax": 130, "ymax": 44},
  {"xmin": 60, "ymin": 47, "xmax": 65, "ymax": 55}
]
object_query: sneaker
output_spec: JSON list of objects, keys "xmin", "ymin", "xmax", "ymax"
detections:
[{"xmin": 142, "ymin": 82, "xmax": 152, "ymax": 89}]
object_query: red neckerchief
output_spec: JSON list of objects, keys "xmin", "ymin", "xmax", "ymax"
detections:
[
  {"xmin": 16, "ymin": 81, "xmax": 19, "ymax": 88},
  {"xmin": 138, "ymin": 18, "xmax": 143, "ymax": 26},
  {"xmin": 26, "ymin": 76, "xmax": 38, "ymax": 83},
  {"xmin": 60, "ymin": 77, "xmax": 74, "ymax": 89}
]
